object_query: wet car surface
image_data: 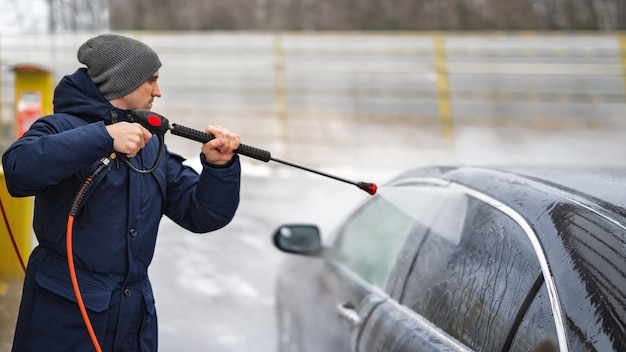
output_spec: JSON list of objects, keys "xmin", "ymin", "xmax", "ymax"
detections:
[{"xmin": 273, "ymin": 166, "xmax": 626, "ymax": 352}]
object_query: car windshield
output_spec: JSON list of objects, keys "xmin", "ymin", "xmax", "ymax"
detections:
[{"xmin": 333, "ymin": 184, "xmax": 469, "ymax": 288}]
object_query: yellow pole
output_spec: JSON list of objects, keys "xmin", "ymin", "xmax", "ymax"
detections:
[
  {"xmin": 0, "ymin": 64, "xmax": 50, "ymax": 281},
  {"xmin": 433, "ymin": 35, "xmax": 453, "ymax": 139},
  {"xmin": 620, "ymin": 35, "xmax": 626, "ymax": 104}
]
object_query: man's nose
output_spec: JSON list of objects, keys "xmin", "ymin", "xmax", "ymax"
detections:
[{"xmin": 153, "ymin": 83, "xmax": 162, "ymax": 97}]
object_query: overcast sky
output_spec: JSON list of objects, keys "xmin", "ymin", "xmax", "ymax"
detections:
[{"xmin": 0, "ymin": 0, "xmax": 48, "ymax": 33}]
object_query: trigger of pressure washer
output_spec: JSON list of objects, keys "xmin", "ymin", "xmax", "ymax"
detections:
[
  {"xmin": 130, "ymin": 109, "xmax": 171, "ymax": 136},
  {"xmin": 130, "ymin": 109, "xmax": 272, "ymax": 162}
]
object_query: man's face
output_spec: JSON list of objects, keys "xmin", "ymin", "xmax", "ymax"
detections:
[{"xmin": 110, "ymin": 72, "xmax": 161, "ymax": 110}]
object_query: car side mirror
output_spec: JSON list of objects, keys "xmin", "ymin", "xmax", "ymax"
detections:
[{"xmin": 272, "ymin": 224, "xmax": 322, "ymax": 256}]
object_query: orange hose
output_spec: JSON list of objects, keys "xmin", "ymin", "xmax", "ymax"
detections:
[{"xmin": 66, "ymin": 215, "xmax": 103, "ymax": 352}]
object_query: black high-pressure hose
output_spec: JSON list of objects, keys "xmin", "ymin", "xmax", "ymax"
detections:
[{"xmin": 67, "ymin": 153, "xmax": 116, "ymax": 352}]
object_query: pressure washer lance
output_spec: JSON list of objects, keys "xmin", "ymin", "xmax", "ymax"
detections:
[{"xmin": 130, "ymin": 109, "xmax": 377, "ymax": 195}]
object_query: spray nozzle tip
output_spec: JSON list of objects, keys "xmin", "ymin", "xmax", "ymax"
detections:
[{"xmin": 357, "ymin": 182, "xmax": 377, "ymax": 195}]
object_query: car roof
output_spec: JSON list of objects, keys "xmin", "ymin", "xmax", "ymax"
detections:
[
  {"xmin": 391, "ymin": 165, "xmax": 626, "ymax": 217},
  {"xmin": 503, "ymin": 167, "xmax": 626, "ymax": 211}
]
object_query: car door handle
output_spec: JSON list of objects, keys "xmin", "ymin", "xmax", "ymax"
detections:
[{"xmin": 337, "ymin": 302, "xmax": 362, "ymax": 328}]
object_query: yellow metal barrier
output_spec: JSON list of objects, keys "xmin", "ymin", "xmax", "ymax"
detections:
[
  {"xmin": 0, "ymin": 167, "xmax": 32, "ymax": 280},
  {"xmin": 619, "ymin": 35, "xmax": 626, "ymax": 102},
  {"xmin": 433, "ymin": 36, "xmax": 453, "ymax": 139}
]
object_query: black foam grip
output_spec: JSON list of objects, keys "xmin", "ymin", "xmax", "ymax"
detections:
[
  {"xmin": 171, "ymin": 123, "xmax": 213, "ymax": 143},
  {"xmin": 171, "ymin": 124, "xmax": 271, "ymax": 162},
  {"xmin": 237, "ymin": 144, "xmax": 272, "ymax": 162}
]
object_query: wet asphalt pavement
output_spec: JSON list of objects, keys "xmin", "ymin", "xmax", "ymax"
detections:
[{"xmin": 152, "ymin": 168, "xmax": 368, "ymax": 352}]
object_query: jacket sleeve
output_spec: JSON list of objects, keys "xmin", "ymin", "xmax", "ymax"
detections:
[
  {"xmin": 1, "ymin": 117, "xmax": 114, "ymax": 197},
  {"xmin": 163, "ymin": 152, "xmax": 241, "ymax": 233}
]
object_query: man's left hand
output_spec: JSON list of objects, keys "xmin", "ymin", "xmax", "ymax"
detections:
[{"xmin": 201, "ymin": 125, "xmax": 240, "ymax": 165}]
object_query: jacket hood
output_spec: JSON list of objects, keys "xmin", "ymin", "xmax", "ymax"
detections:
[{"xmin": 53, "ymin": 68, "xmax": 127, "ymax": 123}]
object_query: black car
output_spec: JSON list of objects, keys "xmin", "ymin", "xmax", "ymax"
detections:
[{"xmin": 272, "ymin": 166, "xmax": 626, "ymax": 352}]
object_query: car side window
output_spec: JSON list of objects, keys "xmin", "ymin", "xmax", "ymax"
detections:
[
  {"xmin": 509, "ymin": 282, "xmax": 558, "ymax": 352},
  {"xmin": 333, "ymin": 195, "xmax": 415, "ymax": 288},
  {"xmin": 400, "ymin": 197, "xmax": 543, "ymax": 351}
]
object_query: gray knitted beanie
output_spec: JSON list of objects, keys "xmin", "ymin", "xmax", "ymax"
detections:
[{"xmin": 77, "ymin": 34, "xmax": 162, "ymax": 100}]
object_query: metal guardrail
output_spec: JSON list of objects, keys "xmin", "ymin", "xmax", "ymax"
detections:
[{"xmin": 1, "ymin": 31, "xmax": 625, "ymax": 148}]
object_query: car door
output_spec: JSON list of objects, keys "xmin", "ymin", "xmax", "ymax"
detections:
[
  {"xmin": 297, "ymin": 190, "xmax": 420, "ymax": 352},
  {"xmin": 358, "ymin": 183, "xmax": 560, "ymax": 351}
]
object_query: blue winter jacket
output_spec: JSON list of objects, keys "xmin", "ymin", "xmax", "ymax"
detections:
[{"xmin": 3, "ymin": 68, "xmax": 241, "ymax": 351}]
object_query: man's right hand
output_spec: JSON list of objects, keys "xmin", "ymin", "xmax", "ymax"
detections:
[{"xmin": 106, "ymin": 122, "xmax": 153, "ymax": 158}]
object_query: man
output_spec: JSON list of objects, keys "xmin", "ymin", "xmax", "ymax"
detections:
[{"xmin": 3, "ymin": 34, "xmax": 241, "ymax": 351}]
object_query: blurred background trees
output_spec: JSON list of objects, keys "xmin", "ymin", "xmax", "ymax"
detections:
[
  {"xmin": 47, "ymin": 0, "xmax": 108, "ymax": 30},
  {"xmin": 107, "ymin": 0, "xmax": 624, "ymax": 31},
  {"xmin": 6, "ymin": 0, "xmax": 619, "ymax": 32}
]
